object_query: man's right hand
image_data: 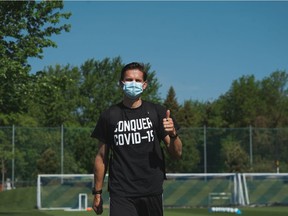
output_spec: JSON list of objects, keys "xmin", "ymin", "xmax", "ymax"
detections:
[{"xmin": 92, "ymin": 194, "xmax": 103, "ymax": 215}]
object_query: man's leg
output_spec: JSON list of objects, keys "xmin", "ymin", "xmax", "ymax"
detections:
[
  {"xmin": 136, "ymin": 194, "xmax": 163, "ymax": 216},
  {"xmin": 109, "ymin": 196, "xmax": 137, "ymax": 216}
]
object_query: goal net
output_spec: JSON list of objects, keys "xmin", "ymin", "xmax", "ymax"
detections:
[
  {"xmin": 37, "ymin": 174, "xmax": 97, "ymax": 210},
  {"xmin": 164, "ymin": 173, "xmax": 237, "ymax": 207},
  {"xmin": 37, "ymin": 173, "xmax": 288, "ymax": 210}
]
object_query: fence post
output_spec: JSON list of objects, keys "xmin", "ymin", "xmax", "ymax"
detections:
[
  {"xmin": 204, "ymin": 125, "xmax": 207, "ymax": 174},
  {"xmin": 249, "ymin": 125, "xmax": 253, "ymax": 166},
  {"xmin": 61, "ymin": 125, "xmax": 64, "ymax": 175},
  {"xmin": 12, "ymin": 125, "xmax": 15, "ymax": 189}
]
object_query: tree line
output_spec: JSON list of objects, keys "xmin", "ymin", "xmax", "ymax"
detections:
[{"xmin": 1, "ymin": 1, "xmax": 288, "ymax": 183}]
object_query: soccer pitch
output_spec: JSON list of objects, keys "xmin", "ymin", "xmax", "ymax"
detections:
[
  {"xmin": 4, "ymin": 207, "xmax": 288, "ymax": 216},
  {"xmin": 1, "ymin": 185, "xmax": 287, "ymax": 216},
  {"xmin": 0, "ymin": 207, "xmax": 288, "ymax": 216}
]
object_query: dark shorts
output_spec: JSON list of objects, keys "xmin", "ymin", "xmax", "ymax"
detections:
[{"xmin": 109, "ymin": 194, "xmax": 163, "ymax": 216}]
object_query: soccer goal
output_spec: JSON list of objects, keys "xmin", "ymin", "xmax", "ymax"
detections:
[
  {"xmin": 37, "ymin": 173, "xmax": 288, "ymax": 210},
  {"xmin": 37, "ymin": 174, "xmax": 96, "ymax": 210},
  {"xmin": 163, "ymin": 173, "xmax": 240, "ymax": 207},
  {"xmin": 241, "ymin": 173, "xmax": 288, "ymax": 206}
]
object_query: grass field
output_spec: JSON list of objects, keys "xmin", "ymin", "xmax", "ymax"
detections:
[{"xmin": 0, "ymin": 187, "xmax": 287, "ymax": 216}]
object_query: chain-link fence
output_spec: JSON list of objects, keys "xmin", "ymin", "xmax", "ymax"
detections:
[{"xmin": 1, "ymin": 126, "xmax": 288, "ymax": 189}]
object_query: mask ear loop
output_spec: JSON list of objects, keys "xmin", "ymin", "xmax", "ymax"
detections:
[{"xmin": 119, "ymin": 80, "xmax": 125, "ymax": 88}]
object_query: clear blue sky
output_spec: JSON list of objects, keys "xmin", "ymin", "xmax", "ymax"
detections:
[{"xmin": 29, "ymin": 1, "xmax": 288, "ymax": 104}]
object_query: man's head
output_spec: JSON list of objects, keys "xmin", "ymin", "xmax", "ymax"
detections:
[
  {"xmin": 119, "ymin": 62, "xmax": 147, "ymax": 83},
  {"xmin": 120, "ymin": 62, "xmax": 148, "ymax": 100}
]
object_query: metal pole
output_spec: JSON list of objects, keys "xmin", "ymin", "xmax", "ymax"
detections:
[
  {"xmin": 249, "ymin": 126, "xmax": 253, "ymax": 166},
  {"xmin": 1, "ymin": 159, "xmax": 4, "ymax": 191},
  {"xmin": 61, "ymin": 125, "xmax": 64, "ymax": 175},
  {"xmin": 204, "ymin": 125, "xmax": 207, "ymax": 174},
  {"xmin": 12, "ymin": 125, "xmax": 15, "ymax": 189}
]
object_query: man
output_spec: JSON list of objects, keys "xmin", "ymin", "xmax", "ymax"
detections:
[{"xmin": 91, "ymin": 62, "xmax": 182, "ymax": 216}]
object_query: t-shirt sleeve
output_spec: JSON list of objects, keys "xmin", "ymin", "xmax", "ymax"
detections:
[{"xmin": 91, "ymin": 111, "xmax": 109, "ymax": 144}]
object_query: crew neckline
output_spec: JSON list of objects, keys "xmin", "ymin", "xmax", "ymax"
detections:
[{"xmin": 121, "ymin": 100, "xmax": 144, "ymax": 110}]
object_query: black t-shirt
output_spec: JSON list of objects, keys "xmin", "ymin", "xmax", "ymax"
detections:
[{"xmin": 91, "ymin": 100, "xmax": 176, "ymax": 197}]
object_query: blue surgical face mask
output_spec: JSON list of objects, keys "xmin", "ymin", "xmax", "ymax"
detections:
[{"xmin": 122, "ymin": 81, "xmax": 144, "ymax": 99}]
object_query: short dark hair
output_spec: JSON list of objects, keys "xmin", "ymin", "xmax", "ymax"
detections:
[{"xmin": 120, "ymin": 62, "xmax": 147, "ymax": 82}]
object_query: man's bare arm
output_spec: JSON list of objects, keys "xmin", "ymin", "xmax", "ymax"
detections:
[{"xmin": 92, "ymin": 142, "xmax": 108, "ymax": 215}]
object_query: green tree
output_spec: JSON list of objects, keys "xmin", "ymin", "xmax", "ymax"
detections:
[
  {"xmin": 30, "ymin": 64, "xmax": 81, "ymax": 126},
  {"xmin": 259, "ymin": 71, "xmax": 288, "ymax": 127},
  {"xmin": 177, "ymin": 100, "xmax": 195, "ymax": 127},
  {"xmin": 163, "ymin": 86, "xmax": 181, "ymax": 119},
  {"xmin": 36, "ymin": 148, "xmax": 59, "ymax": 174},
  {"xmin": 177, "ymin": 100, "xmax": 203, "ymax": 127},
  {"xmin": 165, "ymin": 127, "xmax": 201, "ymax": 173},
  {"xmin": 0, "ymin": 117, "xmax": 35, "ymax": 183},
  {"xmin": 13, "ymin": 126, "xmax": 61, "ymax": 181},
  {"xmin": 79, "ymin": 57, "xmax": 124, "ymax": 126},
  {"xmin": 0, "ymin": 1, "xmax": 71, "ymax": 115},
  {"xmin": 141, "ymin": 63, "xmax": 162, "ymax": 104},
  {"xmin": 219, "ymin": 75, "xmax": 263, "ymax": 127},
  {"xmin": 221, "ymin": 137, "xmax": 250, "ymax": 172},
  {"xmin": 64, "ymin": 128, "xmax": 94, "ymax": 174},
  {"xmin": 204, "ymin": 100, "xmax": 226, "ymax": 127}
]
